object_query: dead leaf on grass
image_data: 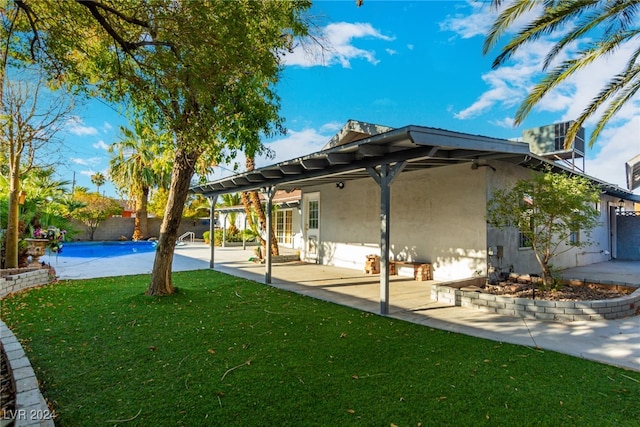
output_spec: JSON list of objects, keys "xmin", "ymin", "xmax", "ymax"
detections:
[
  {"xmin": 347, "ymin": 409, "xmax": 355, "ymax": 414},
  {"xmin": 208, "ymin": 349, "xmax": 216, "ymax": 354}
]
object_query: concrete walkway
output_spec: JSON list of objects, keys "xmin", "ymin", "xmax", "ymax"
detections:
[{"xmin": 42, "ymin": 244, "xmax": 640, "ymax": 372}]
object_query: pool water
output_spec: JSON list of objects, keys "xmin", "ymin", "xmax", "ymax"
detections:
[{"xmin": 56, "ymin": 241, "xmax": 157, "ymax": 258}]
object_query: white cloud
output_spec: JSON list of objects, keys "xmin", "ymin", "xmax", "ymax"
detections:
[
  {"xmin": 445, "ymin": 4, "xmax": 640, "ymax": 192},
  {"xmin": 92, "ymin": 140, "xmax": 110, "ymax": 151},
  {"xmin": 284, "ymin": 22, "xmax": 394, "ymax": 68},
  {"xmin": 71, "ymin": 157, "xmax": 102, "ymax": 166},
  {"xmin": 319, "ymin": 121, "xmax": 342, "ymax": 133},
  {"xmin": 492, "ymin": 117, "xmax": 515, "ymax": 129},
  {"xmin": 385, "ymin": 48, "xmax": 397, "ymax": 56},
  {"xmin": 211, "ymin": 125, "xmax": 334, "ymax": 179},
  {"xmin": 101, "ymin": 122, "xmax": 113, "ymax": 133},
  {"xmin": 586, "ymin": 117, "xmax": 640, "ymax": 192},
  {"xmin": 441, "ymin": 1, "xmax": 542, "ymax": 41},
  {"xmin": 260, "ymin": 128, "xmax": 329, "ymax": 165},
  {"xmin": 407, "ymin": 44, "xmax": 414, "ymax": 51},
  {"xmin": 66, "ymin": 116, "xmax": 98, "ymax": 136},
  {"xmin": 454, "ymin": 38, "xmax": 557, "ymax": 119}
]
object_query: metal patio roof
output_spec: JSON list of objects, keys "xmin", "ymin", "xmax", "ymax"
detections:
[{"xmin": 190, "ymin": 123, "xmax": 640, "ymax": 203}]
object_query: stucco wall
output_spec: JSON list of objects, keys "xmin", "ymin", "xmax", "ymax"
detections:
[
  {"xmin": 303, "ymin": 163, "xmax": 488, "ymax": 281},
  {"xmin": 301, "ymin": 160, "xmax": 615, "ymax": 281},
  {"xmin": 486, "ymin": 162, "xmax": 612, "ymax": 276}
]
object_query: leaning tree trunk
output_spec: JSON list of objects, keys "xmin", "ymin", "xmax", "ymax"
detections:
[
  {"xmin": 249, "ymin": 190, "xmax": 279, "ymax": 257},
  {"xmin": 147, "ymin": 148, "xmax": 199, "ymax": 295},
  {"xmin": 243, "ymin": 156, "xmax": 278, "ymax": 257}
]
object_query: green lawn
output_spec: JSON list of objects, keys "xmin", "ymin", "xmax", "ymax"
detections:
[{"xmin": 1, "ymin": 270, "xmax": 639, "ymax": 426}]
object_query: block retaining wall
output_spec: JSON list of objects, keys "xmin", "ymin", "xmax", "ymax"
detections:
[
  {"xmin": 431, "ymin": 279, "xmax": 640, "ymax": 321},
  {"xmin": 0, "ymin": 268, "xmax": 50, "ymax": 299},
  {"xmin": 1, "ymin": 321, "xmax": 55, "ymax": 426}
]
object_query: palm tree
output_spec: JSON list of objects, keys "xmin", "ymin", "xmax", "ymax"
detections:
[
  {"xmin": 220, "ymin": 193, "xmax": 242, "ymax": 236},
  {"xmin": 241, "ymin": 155, "xmax": 279, "ymax": 258},
  {"xmin": 109, "ymin": 120, "xmax": 171, "ymax": 240},
  {"xmin": 484, "ymin": 0, "xmax": 640, "ymax": 148},
  {"xmin": 91, "ymin": 172, "xmax": 106, "ymax": 194}
]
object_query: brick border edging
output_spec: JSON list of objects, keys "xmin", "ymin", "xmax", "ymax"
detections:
[
  {"xmin": 1, "ymin": 269, "xmax": 51, "ymax": 299},
  {"xmin": 0, "ymin": 320, "xmax": 55, "ymax": 426},
  {"xmin": 431, "ymin": 281, "xmax": 640, "ymax": 321}
]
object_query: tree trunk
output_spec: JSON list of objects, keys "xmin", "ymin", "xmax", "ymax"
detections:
[
  {"xmin": 4, "ymin": 181, "xmax": 20, "ymax": 268},
  {"xmin": 243, "ymin": 156, "xmax": 278, "ymax": 257},
  {"xmin": 132, "ymin": 187, "xmax": 149, "ymax": 241},
  {"xmin": 147, "ymin": 148, "xmax": 199, "ymax": 295},
  {"xmin": 249, "ymin": 190, "xmax": 279, "ymax": 257},
  {"xmin": 241, "ymin": 190, "xmax": 260, "ymax": 238}
]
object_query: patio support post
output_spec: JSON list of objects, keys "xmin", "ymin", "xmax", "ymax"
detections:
[
  {"xmin": 262, "ymin": 186, "xmax": 276, "ymax": 284},
  {"xmin": 208, "ymin": 195, "xmax": 218, "ymax": 269},
  {"xmin": 367, "ymin": 161, "xmax": 406, "ymax": 315}
]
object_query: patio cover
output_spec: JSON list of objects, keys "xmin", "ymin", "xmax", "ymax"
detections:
[{"xmin": 191, "ymin": 121, "xmax": 640, "ymax": 314}]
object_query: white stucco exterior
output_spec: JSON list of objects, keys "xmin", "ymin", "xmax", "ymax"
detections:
[{"xmin": 299, "ymin": 159, "xmax": 615, "ymax": 281}]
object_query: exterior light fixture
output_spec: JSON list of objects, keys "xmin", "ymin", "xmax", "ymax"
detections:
[
  {"xmin": 471, "ymin": 159, "xmax": 496, "ymax": 171},
  {"xmin": 336, "ymin": 182, "xmax": 345, "ymax": 189}
]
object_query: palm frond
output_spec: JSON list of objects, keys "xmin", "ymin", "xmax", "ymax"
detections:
[{"xmin": 588, "ymin": 66, "xmax": 640, "ymax": 145}]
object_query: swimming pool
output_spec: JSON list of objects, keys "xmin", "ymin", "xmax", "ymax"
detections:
[{"xmin": 56, "ymin": 241, "xmax": 157, "ymax": 258}]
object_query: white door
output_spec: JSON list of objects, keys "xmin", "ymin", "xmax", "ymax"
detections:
[{"xmin": 303, "ymin": 192, "xmax": 320, "ymax": 263}]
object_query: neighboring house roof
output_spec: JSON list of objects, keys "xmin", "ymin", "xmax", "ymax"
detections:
[
  {"xmin": 217, "ymin": 189, "xmax": 301, "ymax": 214},
  {"xmin": 191, "ymin": 121, "xmax": 640, "ymax": 203},
  {"xmin": 116, "ymin": 199, "xmax": 135, "ymax": 212},
  {"xmin": 626, "ymin": 154, "xmax": 640, "ymax": 191}
]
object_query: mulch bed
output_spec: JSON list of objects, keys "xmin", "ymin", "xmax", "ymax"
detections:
[
  {"xmin": 484, "ymin": 282, "xmax": 634, "ymax": 301},
  {"xmin": 0, "ymin": 345, "xmax": 15, "ymax": 421}
]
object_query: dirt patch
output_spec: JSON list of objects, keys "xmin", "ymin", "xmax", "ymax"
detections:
[{"xmin": 484, "ymin": 282, "xmax": 634, "ymax": 301}]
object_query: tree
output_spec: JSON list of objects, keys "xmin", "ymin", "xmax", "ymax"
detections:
[
  {"xmin": 109, "ymin": 119, "xmax": 171, "ymax": 240},
  {"xmin": 486, "ymin": 170, "xmax": 600, "ymax": 287},
  {"xmin": 90, "ymin": 172, "xmax": 106, "ymax": 194},
  {"xmin": 7, "ymin": 0, "xmax": 310, "ymax": 294},
  {"xmin": 0, "ymin": 69, "xmax": 72, "ymax": 268},
  {"xmin": 220, "ymin": 193, "xmax": 242, "ymax": 236},
  {"xmin": 484, "ymin": 0, "xmax": 640, "ymax": 148},
  {"xmin": 69, "ymin": 190, "xmax": 122, "ymax": 241},
  {"xmin": 241, "ymin": 156, "xmax": 279, "ymax": 258}
]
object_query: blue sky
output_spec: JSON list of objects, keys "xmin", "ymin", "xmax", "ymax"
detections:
[{"xmin": 58, "ymin": 1, "xmax": 640, "ymax": 197}]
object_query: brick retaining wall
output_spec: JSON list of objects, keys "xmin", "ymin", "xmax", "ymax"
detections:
[
  {"xmin": 0, "ymin": 268, "xmax": 50, "ymax": 299},
  {"xmin": 1, "ymin": 321, "xmax": 55, "ymax": 426},
  {"xmin": 431, "ymin": 282, "xmax": 640, "ymax": 321}
]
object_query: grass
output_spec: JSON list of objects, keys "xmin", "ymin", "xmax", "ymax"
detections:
[{"xmin": 1, "ymin": 270, "xmax": 639, "ymax": 426}]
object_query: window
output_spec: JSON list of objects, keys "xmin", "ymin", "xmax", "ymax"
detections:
[
  {"xmin": 308, "ymin": 200, "xmax": 319, "ymax": 229},
  {"xmin": 519, "ymin": 194, "xmax": 534, "ymax": 249},
  {"xmin": 519, "ymin": 230, "xmax": 533, "ymax": 248},
  {"xmin": 275, "ymin": 209, "xmax": 293, "ymax": 244},
  {"xmin": 569, "ymin": 229, "xmax": 580, "ymax": 245}
]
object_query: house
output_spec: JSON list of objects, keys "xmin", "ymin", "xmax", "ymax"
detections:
[{"xmin": 191, "ymin": 120, "xmax": 640, "ymax": 313}]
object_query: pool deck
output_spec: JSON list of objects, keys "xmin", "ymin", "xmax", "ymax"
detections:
[{"xmin": 41, "ymin": 243, "xmax": 640, "ymax": 372}]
